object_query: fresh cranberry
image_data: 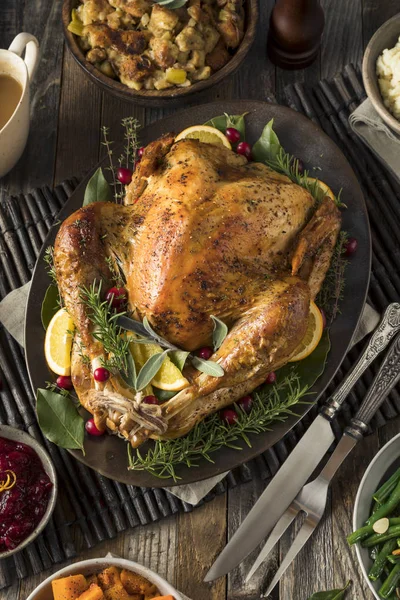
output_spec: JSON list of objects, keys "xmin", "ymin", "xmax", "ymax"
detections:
[
  {"xmin": 93, "ymin": 367, "xmax": 110, "ymax": 382},
  {"xmin": 320, "ymin": 308, "xmax": 327, "ymax": 329},
  {"xmin": 220, "ymin": 408, "xmax": 238, "ymax": 425},
  {"xmin": 138, "ymin": 147, "xmax": 145, "ymax": 158},
  {"xmin": 237, "ymin": 395, "xmax": 253, "ymax": 414},
  {"xmin": 85, "ymin": 419, "xmax": 105, "ymax": 436},
  {"xmin": 236, "ymin": 141, "xmax": 252, "ymax": 159},
  {"xmin": 106, "ymin": 286, "xmax": 128, "ymax": 311},
  {"xmin": 296, "ymin": 158, "xmax": 305, "ymax": 174},
  {"xmin": 266, "ymin": 372, "xmax": 277, "ymax": 384},
  {"xmin": 225, "ymin": 127, "xmax": 241, "ymax": 144},
  {"xmin": 143, "ymin": 395, "xmax": 158, "ymax": 405},
  {"xmin": 344, "ymin": 237, "xmax": 358, "ymax": 256},
  {"xmin": 117, "ymin": 167, "xmax": 133, "ymax": 185},
  {"xmin": 197, "ymin": 346, "xmax": 213, "ymax": 360},
  {"xmin": 56, "ymin": 375, "xmax": 73, "ymax": 390}
]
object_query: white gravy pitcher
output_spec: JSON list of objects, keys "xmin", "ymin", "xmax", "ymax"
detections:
[{"xmin": 0, "ymin": 33, "xmax": 39, "ymax": 178}]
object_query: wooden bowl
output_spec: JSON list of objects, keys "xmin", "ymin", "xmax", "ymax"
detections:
[
  {"xmin": 362, "ymin": 13, "xmax": 400, "ymax": 137},
  {"xmin": 62, "ymin": 0, "xmax": 258, "ymax": 107}
]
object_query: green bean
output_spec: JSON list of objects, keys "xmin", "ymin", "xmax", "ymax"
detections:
[
  {"xmin": 369, "ymin": 540, "xmax": 398, "ymax": 581},
  {"xmin": 348, "ymin": 518, "xmax": 400, "ymax": 546},
  {"xmin": 374, "ymin": 468, "xmax": 400, "ymax": 505},
  {"xmin": 379, "ymin": 563, "xmax": 400, "ymax": 598},
  {"xmin": 368, "ymin": 479, "xmax": 400, "ymax": 526},
  {"xmin": 387, "ymin": 555, "xmax": 400, "ymax": 565},
  {"xmin": 362, "ymin": 525, "xmax": 400, "ymax": 548}
]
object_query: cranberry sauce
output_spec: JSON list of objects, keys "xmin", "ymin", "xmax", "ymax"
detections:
[{"xmin": 0, "ymin": 436, "xmax": 53, "ymax": 552}]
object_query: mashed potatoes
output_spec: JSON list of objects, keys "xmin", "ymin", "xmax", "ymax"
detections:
[{"xmin": 377, "ymin": 36, "xmax": 400, "ymax": 120}]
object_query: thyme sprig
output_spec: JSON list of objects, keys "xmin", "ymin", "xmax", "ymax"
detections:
[
  {"xmin": 128, "ymin": 371, "xmax": 308, "ymax": 481},
  {"xmin": 44, "ymin": 246, "xmax": 57, "ymax": 285},
  {"xmin": 101, "ymin": 118, "xmax": 140, "ymax": 203}
]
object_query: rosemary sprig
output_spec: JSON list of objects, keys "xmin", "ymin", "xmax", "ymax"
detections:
[
  {"xmin": 44, "ymin": 246, "xmax": 57, "ymax": 285},
  {"xmin": 266, "ymin": 147, "xmax": 346, "ymax": 209},
  {"xmin": 79, "ymin": 280, "xmax": 131, "ymax": 374},
  {"xmin": 128, "ymin": 372, "xmax": 308, "ymax": 481},
  {"xmin": 317, "ymin": 231, "xmax": 349, "ymax": 323}
]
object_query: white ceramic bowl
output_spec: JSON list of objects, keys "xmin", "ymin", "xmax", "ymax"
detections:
[
  {"xmin": 26, "ymin": 557, "xmax": 183, "ymax": 600},
  {"xmin": 353, "ymin": 432, "xmax": 400, "ymax": 599},
  {"xmin": 0, "ymin": 424, "xmax": 58, "ymax": 559}
]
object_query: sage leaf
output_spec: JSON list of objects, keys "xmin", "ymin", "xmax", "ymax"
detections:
[
  {"xmin": 154, "ymin": 389, "xmax": 178, "ymax": 402},
  {"xmin": 306, "ymin": 581, "xmax": 351, "ymax": 599},
  {"xmin": 83, "ymin": 167, "xmax": 113, "ymax": 206},
  {"xmin": 204, "ymin": 112, "xmax": 248, "ymax": 140},
  {"xmin": 211, "ymin": 315, "xmax": 228, "ymax": 351},
  {"xmin": 191, "ymin": 356, "xmax": 224, "ymax": 377},
  {"xmin": 169, "ymin": 350, "xmax": 190, "ymax": 371},
  {"xmin": 117, "ymin": 315, "xmax": 148, "ymax": 338},
  {"xmin": 142, "ymin": 316, "xmax": 178, "ymax": 350},
  {"xmin": 36, "ymin": 388, "xmax": 84, "ymax": 451},
  {"xmin": 120, "ymin": 351, "xmax": 137, "ymax": 389},
  {"xmin": 136, "ymin": 350, "xmax": 169, "ymax": 391},
  {"xmin": 41, "ymin": 284, "xmax": 60, "ymax": 330},
  {"xmin": 252, "ymin": 119, "xmax": 282, "ymax": 163}
]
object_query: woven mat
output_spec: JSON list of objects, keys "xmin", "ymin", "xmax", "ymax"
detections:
[{"xmin": 1, "ymin": 63, "xmax": 400, "ymax": 588}]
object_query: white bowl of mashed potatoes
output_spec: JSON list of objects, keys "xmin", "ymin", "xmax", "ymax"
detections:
[{"xmin": 363, "ymin": 13, "xmax": 400, "ymax": 136}]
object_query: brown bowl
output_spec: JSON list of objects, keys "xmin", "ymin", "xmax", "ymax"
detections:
[
  {"xmin": 62, "ymin": 0, "xmax": 258, "ymax": 107},
  {"xmin": 362, "ymin": 13, "xmax": 400, "ymax": 137}
]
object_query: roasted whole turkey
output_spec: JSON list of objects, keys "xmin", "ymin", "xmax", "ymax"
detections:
[{"xmin": 54, "ymin": 134, "xmax": 341, "ymax": 447}]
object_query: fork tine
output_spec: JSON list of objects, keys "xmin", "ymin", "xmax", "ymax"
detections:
[
  {"xmin": 265, "ymin": 516, "xmax": 317, "ymax": 596},
  {"xmin": 245, "ymin": 507, "xmax": 298, "ymax": 582}
]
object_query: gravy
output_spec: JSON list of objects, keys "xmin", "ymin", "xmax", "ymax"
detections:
[{"xmin": 0, "ymin": 74, "xmax": 22, "ymax": 130}]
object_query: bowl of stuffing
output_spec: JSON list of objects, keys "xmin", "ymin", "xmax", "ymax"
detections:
[
  {"xmin": 363, "ymin": 12, "xmax": 400, "ymax": 136},
  {"xmin": 62, "ymin": 0, "xmax": 258, "ymax": 106},
  {"xmin": 26, "ymin": 556, "xmax": 182, "ymax": 600}
]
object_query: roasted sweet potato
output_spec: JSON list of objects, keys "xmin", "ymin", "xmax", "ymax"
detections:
[
  {"xmin": 120, "ymin": 569, "xmax": 156, "ymax": 595},
  {"xmin": 51, "ymin": 574, "xmax": 88, "ymax": 600},
  {"xmin": 77, "ymin": 583, "xmax": 104, "ymax": 600},
  {"xmin": 86, "ymin": 575, "xmax": 98, "ymax": 586},
  {"xmin": 153, "ymin": 596, "xmax": 175, "ymax": 600},
  {"xmin": 103, "ymin": 583, "xmax": 141, "ymax": 600},
  {"xmin": 97, "ymin": 567, "xmax": 122, "ymax": 590}
]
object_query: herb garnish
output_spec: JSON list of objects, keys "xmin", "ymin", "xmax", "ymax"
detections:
[
  {"xmin": 44, "ymin": 246, "xmax": 57, "ymax": 284},
  {"xmin": 316, "ymin": 231, "xmax": 349, "ymax": 323},
  {"xmin": 306, "ymin": 581, "xmax": 351, "ymax": 599},
  {"xmin": 128, "ymin": 371, "xmax": 307, "ymax": 481}
]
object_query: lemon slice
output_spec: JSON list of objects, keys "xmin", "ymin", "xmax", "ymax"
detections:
[
  {"xmin": 289, "ymin": 301, "xmax": 324, "ymax": 362},
  {"xmin": 306, "ymin": 177, "xmax": 335, "ymax": 201},
  {"xmin": 44, "ymin": 308, "xmax": 75, "ymax": 375},
  {"xmin": 175, "ymin": 125, "xmax": 231, "ymax": 149},
  {"xmin": 129, "ymin": 338, "xmax": 189, "ymax": 392}
]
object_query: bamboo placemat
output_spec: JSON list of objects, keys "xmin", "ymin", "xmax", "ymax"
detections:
[{"xmin": 0, "ymin": 64, "xmax": 400, "ymax": 588}]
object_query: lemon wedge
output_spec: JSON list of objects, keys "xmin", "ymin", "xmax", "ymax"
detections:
[
  {"xmin": 44, "ymin": 308, "xmax": 75, "ymax": 375},
  {"xmin": 289, "ymin": 301, "xmax": 324, "ymax": 362},
  {"xmin": 129, "ymin": 338, "xmax": 189, "ymax": 392},
  {"xmin": 175, "ymin": 125, "xmax": 231, "ymax": 149},
  {"xmin": 306, "ymin": 177, "xmax": 335, "ymax": 201}
]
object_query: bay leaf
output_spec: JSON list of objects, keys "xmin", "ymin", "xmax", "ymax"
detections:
[
  {"xmin": 252, "ymin": 119, "xmax": 282, "ymax": 163},
  {"xmin": 136, "ymin": 350, "xmax": 169, "ymax": 391},
  {"xmin": 83, "ymin": 167, "xmax": 113, "ymax": 206},
  {"xmin": 41, "ymin": 284, "xmax": 60, "ymax": 330},
  {"xmin": 211, "ymin": 315, "xmax": 228, "ymax": 351},
  {"xmin": 307, "ymin": 581, "xmax": 351, "ymax": 599},
  {"xmin": 191, "ymin": 356, "xmax": 224, "ymax": 377},
  {"xmin": 204, "ymin": 113, "xmax": 248, "ymax": 140},
  {"xmin": 36, "ymin": 388, "xmax": 85, "ymax": 451}
]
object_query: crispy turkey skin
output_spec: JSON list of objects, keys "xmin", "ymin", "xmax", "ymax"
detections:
[{"xmin": 54, "ymin": 135, "xmax": 341, "ymax": 446}]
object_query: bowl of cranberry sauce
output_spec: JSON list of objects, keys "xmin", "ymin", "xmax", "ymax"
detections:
[{"xmin": 0, "ymin": 425, "xmax": 57, "ymax": 558}]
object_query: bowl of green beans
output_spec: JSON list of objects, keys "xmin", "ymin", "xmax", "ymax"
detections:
[{"xmin": 349, "ymin": 433, "xmax": 400, "ymax": 599}]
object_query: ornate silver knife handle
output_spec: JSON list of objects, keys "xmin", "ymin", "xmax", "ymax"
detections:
[
  {"xmin": 321, "ymin": 303, "xmax": 400, "ymax": 420},
  {"xmin": 346, "ymin": 332, "xmax": 400, "ymax": 440}
]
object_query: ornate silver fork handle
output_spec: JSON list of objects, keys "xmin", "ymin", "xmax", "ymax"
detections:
[{"xmin": 321, "ymin": 302, "xmax": 400, "ymax": 421}]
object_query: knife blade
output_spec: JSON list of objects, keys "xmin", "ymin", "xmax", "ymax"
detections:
[{"xmin": 204, "ymin": 303, "xmax": 400, "ymax": 582}]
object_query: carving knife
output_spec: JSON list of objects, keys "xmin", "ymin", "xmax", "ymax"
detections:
[{"xmin": 204, "ymin": 303, "xmax": 400, "ymax": 582}]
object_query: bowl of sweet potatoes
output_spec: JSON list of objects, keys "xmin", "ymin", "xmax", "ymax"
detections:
[{"xmin": 26, "ymin": 557, "xmax": 182, "ymax": 600}]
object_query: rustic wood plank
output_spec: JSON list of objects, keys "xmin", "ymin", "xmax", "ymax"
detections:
[
  {"xmin": 54, "ymin": 50, "xmax": 102, "ymax": 184},
  {"xmin": 320, "ymin": 0, "xmax": 363, "ymax": 78},
  {"xmin": 362, "ymin": 0, "xmax": 400, "ymax": 49},
  {"xmin": 0, "ymin": 0, "xmax": 64, "ymax": 195},
  {"xmin": 175, "ymin": 494, "xmax": 227, "ymax": 600}
]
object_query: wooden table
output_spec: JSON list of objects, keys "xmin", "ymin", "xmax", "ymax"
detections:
[{"xmin": 1, "ymin": 1, "xmax": 399, "ymax": 598}]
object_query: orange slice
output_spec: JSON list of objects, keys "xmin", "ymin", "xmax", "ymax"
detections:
[{"xmin": 289, "ymin": 301, "xmax": 324, "ymax": 362}]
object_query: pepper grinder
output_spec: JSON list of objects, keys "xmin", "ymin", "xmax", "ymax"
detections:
[{"xmin": 267, "ymin": 0, "xmax": 325, "ymax": 70}]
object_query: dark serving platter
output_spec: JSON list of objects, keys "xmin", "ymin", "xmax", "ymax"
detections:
[{"xmin": 25, "ymin": 100, "xmax": 371, "ymax": 487}]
